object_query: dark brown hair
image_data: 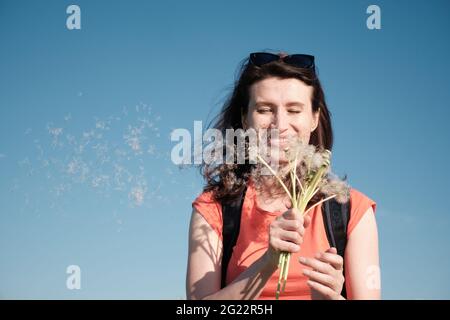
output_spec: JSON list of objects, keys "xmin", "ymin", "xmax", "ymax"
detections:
[{"xmin": 201, "ymin": 53, "xmax": 334, "ymax": 203}]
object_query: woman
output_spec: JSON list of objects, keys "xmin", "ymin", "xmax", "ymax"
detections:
[{"xmin": 186, "ymin": 52, "xmax": 380, "ymax": 300}]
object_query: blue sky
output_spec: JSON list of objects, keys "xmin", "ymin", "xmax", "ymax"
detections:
[{"xmin": 1, "ymin": 0, "xmax": 449, "ymax": 299}]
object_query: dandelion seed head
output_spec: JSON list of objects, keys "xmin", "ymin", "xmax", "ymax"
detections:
[
  {"xmin": 320, "ymin": 174, "xmax": 350, "ymax": 203},
  {"xmin": 311, "ymin": 153, "xmax": 324, "ymax": 170}
]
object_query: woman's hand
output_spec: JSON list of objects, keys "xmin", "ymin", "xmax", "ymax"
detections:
[
  {"xmin": 265, "ymin": 208, "xmax": 311, "ymax": 267},
  {"xmin": 299, "ymin": 247, "xmax": 346, "ymax": 300}
]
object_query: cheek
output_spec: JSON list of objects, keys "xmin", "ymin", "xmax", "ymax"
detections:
[
  {"xmin": 291, "ymin": 117, "xmax": 313, "ymax": 141},
  {"xmin": 247, "ymin": 112, "xmax": 270, "ymax": 129}
]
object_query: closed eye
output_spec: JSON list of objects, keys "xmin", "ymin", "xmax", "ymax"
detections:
[{"xmin": 257, "ymin": 108, "xmax": 272, "ymax": 114}]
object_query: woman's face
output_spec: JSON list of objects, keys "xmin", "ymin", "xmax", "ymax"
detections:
[{"xmin": 244, "ymin": 77, "xmax": 319, "ymax": 162}]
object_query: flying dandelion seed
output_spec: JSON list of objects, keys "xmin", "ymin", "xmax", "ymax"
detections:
[
  {"xmin": 113, "ymin": 148, "xmax": 125, "ymax": 158},
  {"xmin": 83, "ymin": 130, "xmax": 95, "ymax": 140},
  {"xmin": 53, "ymin": 183, "xmax": 67, "ymax": 197},
  {"xmin": 147, "ymin": 145, "xmax": 156, "ymax": 155},
  {"xmin": 48, "ymin": 127, "xmax": 63, "ymax": 137},
  {"xmin": 112, "ymin": 163, "xmax": 135, "ymax": 191},
  {"xmin": 91, "ymin": 175, "xmax": 110, "ymax": 188},
  {"xmin": 47, "ymin": 126, "xmax": 64, "ymax": 147},
  {"xmin": 13, "ymin": 103, "xmax": 167, "ymax": 211},
  {"xmin": 67, "ymin": 160, "xmax": 78, "ymax": 174},
  {"xmin": 95, "ymin": 118, "xmax": 110, "ymax": 131},
  {"xmin": 127, "ymin": 136, "xmax": 141, "ymax": 152},
  {"xmin": 18, "ymin": 157, "xmax": 31, "ymax": 167},
  {"xmin": 123, "ymin": 125, "xmax": 147, "ymax": 154},
  {"xmin": 41, "ymin": 159, "xmax": 50, "ymax": 168},
  {"xmin": 74, "ymin": 144, "xmax": 85, "ymax": 155},
  {"xmin": 129, "ymin": 186, "xmax": 146, "ymax": 206},
  {"xmin": 65, "ymin": 134, "xmax": 76, "ymax": 145}
]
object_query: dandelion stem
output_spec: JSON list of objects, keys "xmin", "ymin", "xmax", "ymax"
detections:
[
  {"xmin": 306, "ymin": 186, "xmax": 321, "ymax": 203},
  {"xmin": 303, "ymin": 166, "xmax": 328, "ymax": 203},
  {"xmin": 291, "ymin": 169, "xmax": 296, "ymax": 207},
  {"xmin": 303, "ymin": 194, "xmax": 337, "ymax": 216},
  {"xmin": 295, "ymin": 174, "xmax": 304, "ymax": 193},
  {"xmin": 282, "ymin": 253, "xmax": 291, "ymax": 292},
  {"xmin": 257, "ymin": 154, "xmax": 292, "ymax": 201}
]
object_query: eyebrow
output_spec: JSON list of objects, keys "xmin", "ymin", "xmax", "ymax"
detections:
[{"xmin": 253, "ymin": 101, "xmax": 305, "ymax": 108}]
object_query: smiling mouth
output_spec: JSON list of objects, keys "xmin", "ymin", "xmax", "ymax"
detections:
[{"xmin": 268, "ymin": 138, "xmax": 289, "ymax": 147}]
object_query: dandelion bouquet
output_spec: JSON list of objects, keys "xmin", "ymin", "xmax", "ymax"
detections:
[{"xmin": 254, "ymin": 137, "xmax": 350, "ymax": 299}]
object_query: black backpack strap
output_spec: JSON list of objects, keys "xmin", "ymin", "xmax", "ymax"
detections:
[
  {"xmin": 221, "ymin": 187, "xmax": 247, "ymax": 288},
  {"xmin": 322, "ymin": 198, "xmax": 350, "ymax": 298}
]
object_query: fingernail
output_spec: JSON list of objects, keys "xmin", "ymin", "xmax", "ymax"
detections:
[
  {"xmin": 302, "ymin": 269, "xmax": 310, "ymax": 276},
  {"xmin": 315, "ymin": 253, "xmax": 321, "ymax": 259},
  {"xmin": 299, "ymin": 257, "xmax": 306, "ymax": 263}
]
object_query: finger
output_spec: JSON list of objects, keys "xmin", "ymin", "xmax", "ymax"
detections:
[
  {"xmin": 278, "ymin": 219, "xmax": 304, "ymax": 235},
  {"xmin": 298, "ymin": 257, "xmax": 333, "ymax": 274},
  {"xmin": 327, "ymin": 247, "xmax": 337, "ymax": 254},
  {"xmin": 279, "ymin": 230, "xmax": 303, "ymax": 245},
  {"xmin": 302, "ymin": 269, "xmax": 334, "ymax": 287},
  {"xmin": 315, "ymin": 251, "xmax": 344, "ymax": 271},
  {"xmin": 273, "ymin": 238, "xmax": 300, "ymax": 253},
  {"xmin": 306, "ymin": 280, "xmax": 341, "ymax": 300}
]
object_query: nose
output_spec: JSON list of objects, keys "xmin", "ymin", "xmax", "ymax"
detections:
[{"xmin": 271, "ymin": 108, "xmax": 289, "ymax": 134}]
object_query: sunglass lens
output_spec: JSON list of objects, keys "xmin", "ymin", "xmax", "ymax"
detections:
[
  {"xmin": 250, "ymin": 53, "xmax": 279, "ymax": 66},
  {"xmin": 283, "ymin": 54, "xmax": 315, "ymax": 68}
]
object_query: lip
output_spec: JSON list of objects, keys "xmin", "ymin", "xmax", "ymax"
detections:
[{"xmin": 268, "ymin": 138, "xmax": 289, "ymax": 148}]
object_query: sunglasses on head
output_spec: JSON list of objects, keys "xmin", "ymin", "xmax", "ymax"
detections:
[{"xmin": 249, "ymin": 52, "xmax": 315, "ymax": 70}]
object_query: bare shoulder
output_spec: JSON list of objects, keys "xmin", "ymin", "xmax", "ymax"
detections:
[
  {"xmin": 186, "ymin": 209, "xmax": 223, "ymax": 299},
  {"xmin": 345, "ymin": 205, "xmax": 381, "ymax": 299}
]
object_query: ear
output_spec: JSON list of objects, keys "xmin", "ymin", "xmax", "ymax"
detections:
[{"xmin": 311, "ymin": 108, "xmax": 320, "ymax": 132}]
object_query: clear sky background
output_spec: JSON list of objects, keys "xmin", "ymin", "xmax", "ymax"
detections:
[{"xmin": 1, "ymin": 0, "xmax": 449, "ymax": 299}]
